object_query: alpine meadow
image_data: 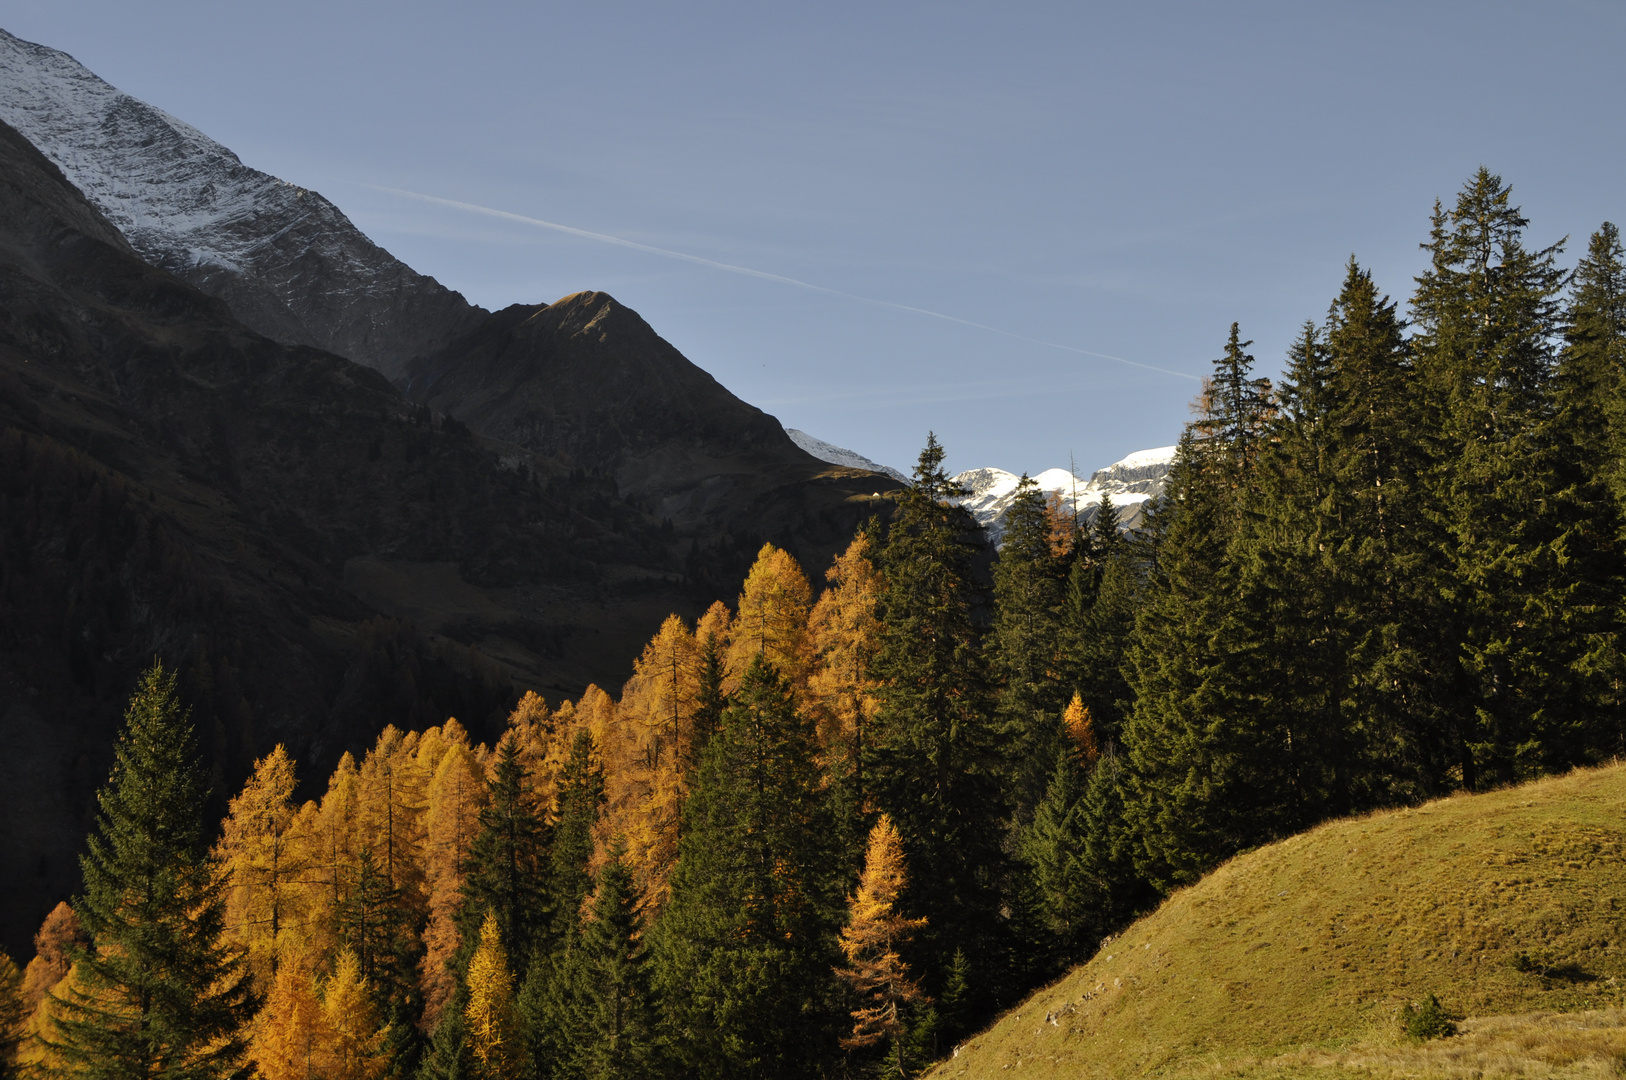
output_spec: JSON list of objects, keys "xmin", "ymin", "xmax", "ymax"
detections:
[{"xmin": 6, "ymin": 153, "xmax": 1626, "ymax": 1080}]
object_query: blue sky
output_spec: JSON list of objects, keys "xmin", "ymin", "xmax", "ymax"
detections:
[{"xmin": 4, "ymin": 0, "xmax": 1623, "ymax": 476}]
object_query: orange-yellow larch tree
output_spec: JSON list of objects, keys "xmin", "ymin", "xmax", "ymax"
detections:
[
  {"xmin": 356, "ymin": 726, "xmax": 428, "ymax": 909},
  {"xmin": 1062, "ymin": 692, "xmax": 1100, "ymax": 766},
  {"xmin": 726, "ymin": 543, "xmax": 813, "ymax": 690},
  {"xmin": 504, "ymin": 692, "xmax": 564, "ymax": 805},
  {"xmin": 615, "ymin": 613, "xmax": 701, "ymax": 907},
  {"xmin": 215, "ymin": 744, "xmax": 312, "ymax": 987},
  {"xmin": 19, "ymin": 902, "xmax": 83, "ymax": 1012},
  {"xmin": 321, "ymin": 948, "xmax": 390, "ymax": 1080},
  {"xmin": 836, "ymin": 815, "xmax": 929, "ymax": 1077},
  {"xmin": 1043, "ymin": 489, "xmax": 1081, "ymax": 558},
  {"xmin": 250, "ymin": 954, "xmax": 326, "ymax": 1080},
  {"xmin": 807, "ymin": 533, "xmax": 885, "ymax": 772},
  {"xmin": 464, "ymin": 911, "xmax": 516, "ymax": 1079},
  {"xmin": 418, "ymin": 735, "xmax": 488, "ymax": 1030},
  {"xmin": 309, "ymin": 751, "xmax": 363, "ymax": 958}
]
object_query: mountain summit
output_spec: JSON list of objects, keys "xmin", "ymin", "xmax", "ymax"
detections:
[{"xmin": 0, "ymin": 27, "xmax": 485, "ymax": 378}]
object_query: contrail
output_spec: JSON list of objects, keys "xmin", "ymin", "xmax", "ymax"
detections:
[{"xmin": 362, "ymin": 183, "xmax": 1201, "ymax": 383}]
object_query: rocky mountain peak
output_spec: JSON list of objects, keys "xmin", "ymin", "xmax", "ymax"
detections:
[{"xmin": 0, "ymin": 26, "xmax": 485, "ymax": 379}]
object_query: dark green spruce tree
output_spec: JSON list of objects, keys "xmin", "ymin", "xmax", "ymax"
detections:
[
  {"xmin": 1316, "ymin": 260, "xmax": 1454, "ymax": 800},
  {"xmin": 549, "ymin": 730, "xmax": 606, "ymax": 941},
  {"xmin": 869, "ymin": 434, "xmax": 1008, "ymax": 1006},
  {"xmin": 685, "ymin": 630, "xmax": 729, "ymax": 783},
  {"xmin": 45, "ymin": 662, "xmax": 257, "ymax": 1079},
  {"xmin": 1412, "ymin": 169, "xmax": 1615, "ymax": 783},
  {"xmin": 458, "ymin": 733, "xmax": 552, "ymax": 980},
  {"xmin": 989, "ymin": 473, "xmax": 1068, "ymax": 821},
  {"xmin": 551, "ymin": 842, "xmax": 658, "ymax": 1080},
  {"xmin": 1557, "ymin": 222, "xmax": 1626, "ymax": 499},
  {"xmin": 1557, "ymin": 221, "xmax": 1626, "ymax": 753},
  {"xmin": 1018, "ymin": 748, "xmax": 1090, "ymax": 970},
  {"xmin": 652, "ymin": 655, "xmax": 840, "ymax": 1080},
  {"xmin": 1064, "ymin": 495, "xmax": 1138, "ymax": 747},
  {"xmin": 1227, "ymin": 321, "xmax": 1351, "ymax": 825},
  {"xmin": 1120, "ymin": 326, "xmax": 1281, "ymax": 889}
]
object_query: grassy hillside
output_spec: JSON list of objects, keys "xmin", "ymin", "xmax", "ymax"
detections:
[{"xmin": 933, "ymin": 766, "xmax": 1626, "ymax": 1079}]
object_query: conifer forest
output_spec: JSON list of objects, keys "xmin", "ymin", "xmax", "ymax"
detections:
[{"xmin": 7, "ymin": 170, "xmax": 1626, "ymax": 1080}]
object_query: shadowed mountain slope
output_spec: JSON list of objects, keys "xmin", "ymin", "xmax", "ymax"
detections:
[
  {"xmin": 409, "ymin": 291, "xmax": 899, "ymax": 537},
  {"xmin": 0, "ymin": 116, "xmax": 889, "ymax": 958}
]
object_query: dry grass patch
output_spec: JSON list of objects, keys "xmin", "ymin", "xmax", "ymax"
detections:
[{"xmin": 1264, "ymin": 1007, "xmax": 1626, "ymax": 1079}]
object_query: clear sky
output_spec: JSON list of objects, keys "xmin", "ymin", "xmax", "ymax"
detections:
[{"xmin": 4, "ymin": 1, "xmax": 1623, "ymax": 476}]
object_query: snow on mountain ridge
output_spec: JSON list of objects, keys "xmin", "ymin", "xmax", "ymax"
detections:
[
  {"xmin": 0, "ymin": 27, "xmax": 482, "ymax": 377},
  {"xmin": 954, "ymin": 445, "xmax": 1177, "ymax": 542},
  {"xmin": 785, "ymin": 429, "xmax": 909, "ymax": 484}
]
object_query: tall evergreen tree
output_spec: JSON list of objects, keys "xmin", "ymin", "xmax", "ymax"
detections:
[
  {"xmin": 339, "ymin": 843, "xmax": 421, "ymax": 1030},
  {"xmin": 1318, "ymin": 260, "xmax": 1453, "ymax": 799},
  {"xmin": 1557, "ymin": 222, "xmax": 1626, "ymax": 754},
  {"xmin": 552, "ymin": 843, "xmax": 657, "ymax": 1080},
  {"xmin": 46, "ymin": 662, "xmax": 257, "ymax": 1079},
  {"xmin": 1562, "ymin": 223, "xmax": 1626, "ymax": 499},
  {"xmin": 869, "ymin": 435, "xmax": 1006, "ymax": 1000},
  {"xmin": 685, "ymin": 631, "xmax": 728, "ymax": 782},
  {"xmin": 989, "ymin": 474, "xmax": 1068, "ymax": 820},
  {"xmin": 652, "ymin": 656, "xmax": 840, "ymax": 1080},
  {"xmin": 1120, "ymin": 329, "xmax": 1281, "ymax": 889},
  {"xmin": 1062, "ymin": 496, "xmax": 1138, "ymax": 747},
  {"xmin": 549, "ymin": 731, "xmax": 605, "ymax": 943},
  {"xmin": 1412, "ymin": 169, "xmax": 1613, "ymax": 783},
  {"xmin": 1018, "ymin": 750, "xmax": 1091, "ymax": 968},
  {"xmin": 459, "ymin": 735, "xmax": 551, "ymax": 982},
  {"xmin": 1229, "ymin": 321, "xmax": 1349, "ymax": 824}
]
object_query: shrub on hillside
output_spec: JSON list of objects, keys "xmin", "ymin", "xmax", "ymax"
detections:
[{"xmin": 1400, "ymin": 993, "xmax": 1457, "ymax": 1040}]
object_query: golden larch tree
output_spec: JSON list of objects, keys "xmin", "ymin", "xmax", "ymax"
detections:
[
  {"xmin": 250, "ymin": 954, "xmax": 326, "ymax": 1080},
  {"xmin": 504, "ymin": 693, "xmax": 563, "ymax": 804},
  {"xmin": 464, "ymin": 911, "xmax": 516, "ymax": 1078},
  {"xmin": 322, "ymin": 948, "xmax": 389, "ymax": 1080},
  {"xmin": 696, "ymin": 598, "xmax": 732, "ymax": 652},
  {"xmin": 615, "ymin": 613, "xmax": 701, "ymax": 907},
  {"xmin": 215, "ymin": 744, "xmax": 310, "ymax": 987},
  {"xmin": 1062, "ymin": 692, "xmax": 1100, "ymax": 765},
  {"xmin": 312, "ymin": 752, "xmax": 363, "ymax": 955},
  {"xmin": 20, "ymin": 902, "xmax": 82, "ymax": 1012},
  {"xmin": 1043, "ymin": 489, "xmax": 1081, "ymax": 558},
  {"xmin": 356, "ymin": 726, "xmax": 428, "ymax": 911},
  {"xmin": 726, "ymin": 543, "xmax": 813, "ymax": 689},
  {"xmin": 837, "ymin": 815, "xmax": 929, "ymax": 1076},
  {"xmin": 807, "ymin": 533, "xmax": 885, "ymax": 768},
  {"xmin": 419, "ymin": 737, "xmax": 488, "ymax": 1030}
]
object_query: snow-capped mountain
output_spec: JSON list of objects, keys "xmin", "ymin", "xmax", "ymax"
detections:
[
  {"xmin": 0, "ymin": 28, "xmax": 483, "ymax": 378},
  {"xmin": 954, "ymin": 445, "xmax": 1177, "ymax": 542},
  {"xmin": 785, "ymin": 428, "xmax": 909, "ymax": 484}
]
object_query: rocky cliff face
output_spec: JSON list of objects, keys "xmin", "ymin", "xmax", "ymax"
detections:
[{"xmin": 0, "ymin": 27, "xmax": 485, "ymax": 379}]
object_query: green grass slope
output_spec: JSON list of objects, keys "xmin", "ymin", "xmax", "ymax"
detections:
[{"xmin": 933, "ymin": 765, "xmax": 1626, "ymax": 1079}]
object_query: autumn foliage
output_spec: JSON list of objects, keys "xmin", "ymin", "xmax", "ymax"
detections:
[{"xmin": 836, "ymin": 815, "xmax": 928, "ymax": 1070}]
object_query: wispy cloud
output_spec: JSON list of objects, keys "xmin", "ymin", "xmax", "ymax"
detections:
[{"xmin": 358, "ymin": 183, "xmax": 1202, "ymax": 383}]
